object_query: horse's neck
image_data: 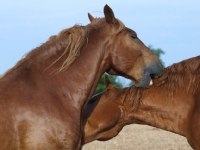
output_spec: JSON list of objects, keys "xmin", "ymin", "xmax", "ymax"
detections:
[
  {"xmin": 128, "ymin": 86, "xmax": 188, "ymax": 136},
  {"xmin": 3, "ymin": 36, "xmax": 108, "ymax": 113},
  {"xmin": 44, "ymin": 45, "xmax": 107, "ymax": 111}
]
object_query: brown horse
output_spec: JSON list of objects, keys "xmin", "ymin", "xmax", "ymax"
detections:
[
  {"xmin": 0, "ymin": 5, "xmax": 163, "ymax": 150},
  {"xmin": 83, "ymin": 56, "xmax": 200, "ymax": 150}
]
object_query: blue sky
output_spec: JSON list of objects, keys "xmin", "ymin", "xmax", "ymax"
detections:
[{"xmin": 1, "ymin": 0, "xmax": 200, "ymax": 85}]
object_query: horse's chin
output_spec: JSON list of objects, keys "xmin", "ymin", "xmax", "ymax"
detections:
[{"xmin": 133, "ymin": 73, "xmax": 155, "ymax": 88}]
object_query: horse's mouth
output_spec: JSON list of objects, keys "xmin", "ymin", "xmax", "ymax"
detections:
[
  {"xmin": 150, "ymin": 74, "xmax": 161, "ymax": 79},
  {"xmin": 149, "ymin": 73, "xmax": 162, "ymax": 86},
  {"xmin": 111, "ymin": 71, "xmax": 162, "ymax": 87},
  {"xmin": 131, "ymin": 73, "xmax": 162, "ymax": 88}
]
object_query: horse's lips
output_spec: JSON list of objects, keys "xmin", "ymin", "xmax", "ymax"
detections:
[{"xmin": 131, "ymin": 74, "xmax": 153, "ymax": 88}]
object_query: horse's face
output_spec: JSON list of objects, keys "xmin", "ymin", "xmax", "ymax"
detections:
[
  {"xmin": 107, "ymin": 27, "xmax": 163, "ymax": 88},
  {"xmin": 84, "ymin": 75, "xmax": 124, "ymax": 124},
  {"xmin": 89, "ymin": 5, "xmax": 163, "ymax": 88},
  {"xmin": 83, "ymin": 76, "xmax": 125, "ymax": 143}
]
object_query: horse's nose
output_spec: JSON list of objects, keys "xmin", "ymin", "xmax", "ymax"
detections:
[
  {"xmin": 133, "ymin": 61, "xmax": 163, "ymax": 88},
  {"xmin": 146, "ymin": 61, "xmax": 163, "ymax": 77}
]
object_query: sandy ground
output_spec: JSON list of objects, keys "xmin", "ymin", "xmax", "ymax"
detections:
[{"xmin": 82, "ymin": 124, "xmax": 192, "ymax": 150}]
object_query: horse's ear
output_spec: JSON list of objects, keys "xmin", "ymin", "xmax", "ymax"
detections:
[
  {"xmin": 88, "ymin": 13, "xmax": 94, "ymax": 22},
  {"xmin": 105, "ymin": 75, "xmax": 114, "ymax": 90},
  {"xmin": 104, "ymin": 4, "xmax": 117, "ymax": 25}
]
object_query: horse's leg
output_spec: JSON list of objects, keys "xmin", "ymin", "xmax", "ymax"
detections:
[{"xmin": 59, "ymin": 121, "xmax": 82, "ymax": 150}]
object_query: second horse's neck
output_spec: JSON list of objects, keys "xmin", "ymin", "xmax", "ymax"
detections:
[{"xmin": 127, "ymin": 86, "xmax": 189, "ymax": 137}]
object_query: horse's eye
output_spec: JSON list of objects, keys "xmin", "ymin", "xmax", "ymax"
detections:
[{"xmin": 131, "ymin": 35, "xmax": 137, "ymax": 39}]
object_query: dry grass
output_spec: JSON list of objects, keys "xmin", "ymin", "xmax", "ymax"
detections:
[{"xmin": 83, "ymin": 124, "xmax": 192, "ymax": 150}]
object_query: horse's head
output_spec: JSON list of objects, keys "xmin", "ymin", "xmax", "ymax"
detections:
[
  {"xmin": 84, "ymin": 75, "xmax": 126, "ymax": 123},
  {"xmin": 88, "ymin": 5, "xmax": 163, "ymax": 88},
  {"xmin": 83, "ymin": 76, "xmax": 127, "ymax": 143}
]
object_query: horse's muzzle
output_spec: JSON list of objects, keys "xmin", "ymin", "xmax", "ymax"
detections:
[{"xmin": 134, "ymin": 62, "xmax": 163, "ymax": 88}]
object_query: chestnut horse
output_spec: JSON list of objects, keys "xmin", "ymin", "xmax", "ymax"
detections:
[
  {"xmin": 83, "ymin": 56, "xmax": 200, "ymax": 150},
  {"xmin": 0, "ymin": 5, "xmax": 163, "ymax": 150}
]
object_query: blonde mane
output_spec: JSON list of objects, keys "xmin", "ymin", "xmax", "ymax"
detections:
[
  {"xmin": 54, "ymin": 18, "xmax": 124, "ymax": 72},
  {"xmin": 47, "ymin": 25, "xmax": 87, "ymax": 72},
  {"xmin": 3, "ymin": 17, "xmax": 125, "ymax": 76}
]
